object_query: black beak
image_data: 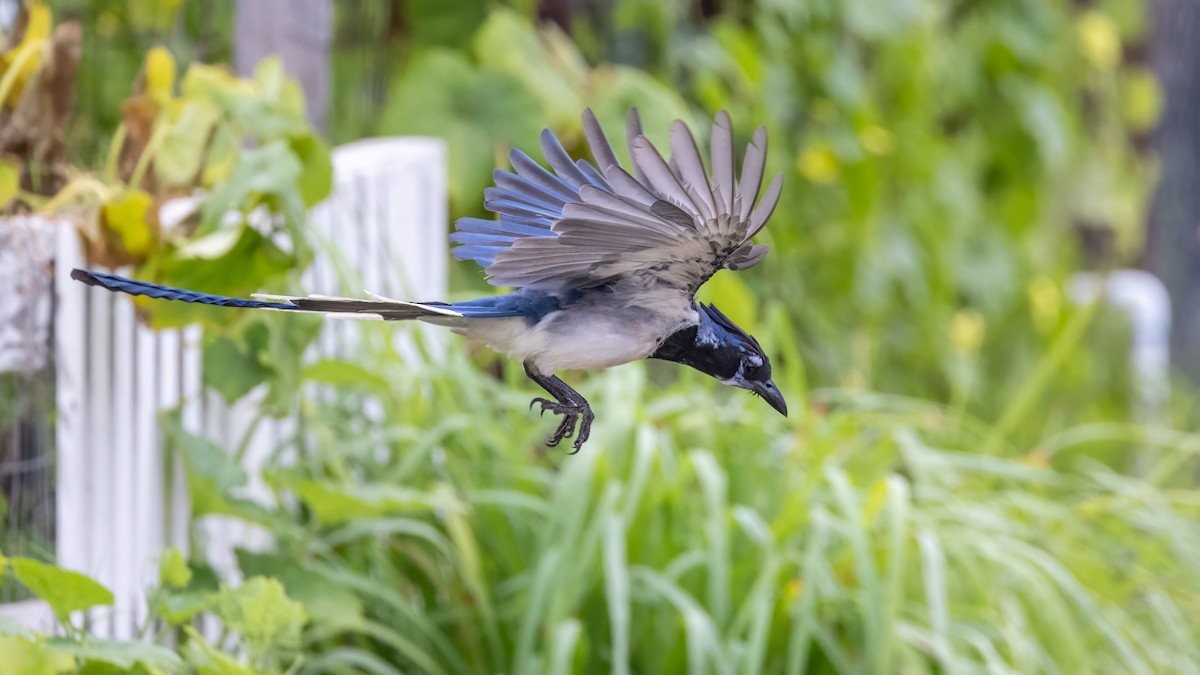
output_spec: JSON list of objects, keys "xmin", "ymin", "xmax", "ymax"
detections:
[{"xmin": 751, "ymin": 379, "xmax": 788, "ymax": 417}]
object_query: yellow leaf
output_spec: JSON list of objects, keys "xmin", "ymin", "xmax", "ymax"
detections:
[
  {"xmin": 0, "ymin": 157, "xmax": 20, "ymax": 207},
  {"xmin": 1077, "ymin": 11, "xmax": 1121, "ymax": 72},
  {"xmin": 145, "ymin": 46, "xmax": 176, "ymax": 105},
  {"xmin": 1121, "ymin": 68, "xmax": 1164, "ymax": 133},
  {"xmin": 0, "ymin": 1, "xmax": 52, "ymax": 106},
  {"xmin": 102, "ymin": 189, "xmax": 156, "ymax": 257}
]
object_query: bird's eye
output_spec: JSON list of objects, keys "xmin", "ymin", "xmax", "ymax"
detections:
[{"xmin": 743, "ymin": 357, "xmax": 768, "ymax": 380}]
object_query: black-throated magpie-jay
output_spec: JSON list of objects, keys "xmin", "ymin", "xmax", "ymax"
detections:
[{"xmin": 72, "ymin": 108, "xmax": 787, "ymax": 452}]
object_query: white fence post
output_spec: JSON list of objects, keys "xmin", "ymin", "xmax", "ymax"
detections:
[
  {"xmin": 48, "ymin": 226, "xmax": 184, "ymax": 635},
  {"xmin": 12, "ymin": 137, "xmax": 446, "ymax": 637}
]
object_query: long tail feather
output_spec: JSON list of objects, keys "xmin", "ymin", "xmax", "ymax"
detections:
[{"xmin": 70, "ymin": 269, "xmax": 461, "ymax": 320}]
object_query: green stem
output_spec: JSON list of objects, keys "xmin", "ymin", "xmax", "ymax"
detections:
[
  {"xmin": 128, "ymin": 121, "xmax": 169, "ymax": 190},
  {"xmin": 104, "ymin": 123, "xmax": 128, "ymax": 184},
  {"xmin": 234, "ymin": 409, "xmax": 267, "ymax": 465},
  {"xmin": 982, "ymin": 296, "xmax": 1102, "ymax": 455}
]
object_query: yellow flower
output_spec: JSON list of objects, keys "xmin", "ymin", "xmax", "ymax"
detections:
[
  {"xmin": 144, "ymin": 46, "xmax": 177, "ymax": 105},
  {"xmin": 950, "ymin": 309, "xmax": 985, "ymax": 355},
  {"xmin": 798, "ymin": 144, "xmax": 839, "ymax": 185},
  {"xmin": 1077, "ymin": 11, "xmax": 1121, "ymax": 72},
  {"xmin": 784, "ymin": 578, "xmax": 804, "ymax": 604},
  {"xmin": 1122, "ymin": 68, "xmax": 1164, "ymax": 132},
  {"xmin": 1027, "ymin": 277, "xmax": 1061, "ymax": 332},
  {"xmin": 860, "ymin": 126, "xmax": 893, "ymax": 156}
]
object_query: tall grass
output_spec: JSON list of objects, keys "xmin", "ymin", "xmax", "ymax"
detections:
[{"xmin": 184, "ymin": 320, "xmax": 1200, "ymax": 674}]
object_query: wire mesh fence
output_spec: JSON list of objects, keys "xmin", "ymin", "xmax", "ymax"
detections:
[{"xmin": 0, "ymin": 218, "xmax": 57, "ymax": 604}]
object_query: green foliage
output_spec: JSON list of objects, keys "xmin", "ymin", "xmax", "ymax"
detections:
[
  {"xmin": 143, "ymin": 326, "xmax": 1200, "ymax": 673},
  {"xmin": 0, "ymin": 634, "xmax": 75, "ymax": 674},
  {"xmin": 159, "ymin": 547, "xmax": 192, "ymax": 588},
  {"xmin": 7, "ymin": 557, "xmax": 113, "ymax": 623},
  {"xmin": 14, "ymin": 1, "xmax": 1186, "ymax": 672},
  {"xmin": 214, "ymin": 578, "xmax": 307, "ymax": 665},
  {"xmin": 0, "ymin": 552, "xmax": 308, "ymax": 673}
]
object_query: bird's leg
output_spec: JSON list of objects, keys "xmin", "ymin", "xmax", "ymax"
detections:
[{"xmin": 524, "ymin": 363, "xmax": 595, "ymax": 453}]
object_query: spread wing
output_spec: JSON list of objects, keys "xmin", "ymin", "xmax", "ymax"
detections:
[{"xmin": 451, "ymin": 109, "xmax": 783, "ymax": 294}]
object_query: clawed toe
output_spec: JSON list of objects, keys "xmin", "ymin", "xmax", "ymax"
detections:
[
  {"xmin": 528, "ymin": 396, "xmax": 591, "ymax": 450},
  {"xmin": 545, "ymin": 414, "xmax": 579, "ymax": 447},
  {"xmin": 523, "ymin": 366, "xmax": 595, "ymax": 453},
  {"xmin": 568, "ymin": 411, "xmax": 595, "ymax": 454},
  {"xmin": 530, "ymin": 397, "xmax": 555, "ymax": 416}
]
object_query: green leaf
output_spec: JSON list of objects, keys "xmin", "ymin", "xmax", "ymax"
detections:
[
  {"xmin": 1009, "ymin": 80, "xmax": 1072, "ymax": 170},
  {"xmin": 301, "ymin": 358, "xmax": 393, "ymax": 395},
  {"xmin": 258, "ymin": 312, "xmax": 323, "ymax": 414},
  {"xmin": 236, "ymin": 550, "xmax": 363, "ymax": 629},
  {"xmin": 182, "ymin": 629, "xmax": 259, "ymax": 675},
  {"xmin": 200, "ymin": 140, "xmax": 302, "ymax": 233},
  {"xmin": 160, "ymin": 411, "xmax": 247, "ymax": 517},
  {"xmin": 214, "ymin": 577, "xmax": 307, "ymax": 661},
  {"xmin": 181, "ymin": 62, "xmax": 307, "ymax": 141},
  {"xmin": 288, "ymin": 480, "xmax": 436, "ymax": 525},
  {"xmin": 47, "ymin": 638, "xmax": 185, "ymax": 672},
  {"xmin": 202, "ymin": 335, "xmax": 271, "ymax": 404},
  {"xmin": 146, "ymin": 225, "xmax": 294, "ymax": 328},
  {"xmin": 9, "ymin": 558, "xmax": 114, "ymax": 623},
  {"xmin": 253, "ymin": 57, "xmax": 307, "ymax": 121},
  {"xmin": 154, "ymin": 99, "xmax": 220, "ymax": 189},
  {"xmin": 287, "ymin": 134, "xmax": 333, "ymax": 207},
  {"xmin": 152, "ymin": 590, "xmax": 211, "ymax": 626},
  {"xmin": 159, "ymin": 547, "xmax": 192, "ymax": 588},
  {"xmin": 0, "ymin": 635, "xmax": 75, "ymax": 675}
]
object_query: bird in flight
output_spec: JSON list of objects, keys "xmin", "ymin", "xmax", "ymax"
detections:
[{"xmin": 73, "ymin": 108, "xmax": 786, "ymax": 452}]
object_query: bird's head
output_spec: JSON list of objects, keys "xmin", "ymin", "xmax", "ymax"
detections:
[{"xmin": 651, "ymin": 303, "xmax": 787, "ymax": 417}]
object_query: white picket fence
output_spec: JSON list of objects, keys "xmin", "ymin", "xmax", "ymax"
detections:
[{"xmin": 0, "ymin": 137, "xmax": 445, "ymax": 636}]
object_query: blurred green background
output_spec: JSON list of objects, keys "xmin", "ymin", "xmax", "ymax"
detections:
[{"xmin": 2, "ymin": 0, "xmax": 1199, "ymax": 673}]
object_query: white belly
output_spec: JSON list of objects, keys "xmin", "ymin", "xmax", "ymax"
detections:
[{"xmin": 459, "ymin": 301, "xmax": 693, "ymax": 374}]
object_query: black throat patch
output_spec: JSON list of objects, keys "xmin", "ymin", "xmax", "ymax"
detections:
[{"xmin": 650, "ymin": 323, "xmax": 741, "ymax": 381}]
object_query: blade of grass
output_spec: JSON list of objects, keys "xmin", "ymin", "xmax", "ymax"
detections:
[{"xmin": 605, "ymin": 513, "xmax": 631, "ymax": 675}]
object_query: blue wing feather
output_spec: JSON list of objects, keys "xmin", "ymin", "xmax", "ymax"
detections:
[{"xmin": 449, "ymin": 289, "xmax": 562, "ymax": 322}]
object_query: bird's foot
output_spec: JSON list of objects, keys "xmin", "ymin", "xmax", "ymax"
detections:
[{"xmin": 529, "ymin": 398, "xmax": 595, "ymax": 453}]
